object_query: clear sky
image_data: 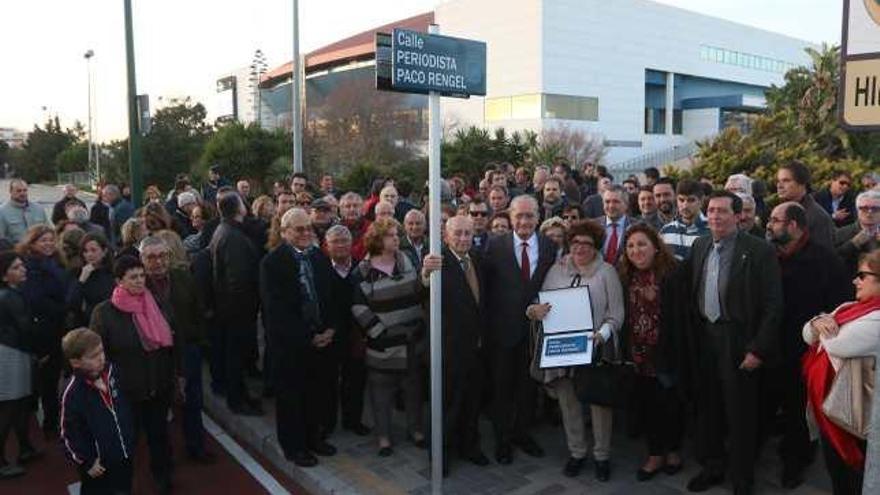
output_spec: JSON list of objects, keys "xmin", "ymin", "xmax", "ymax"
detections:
[{"xmin": 0, "ymin": 0, "xmax": 841, "ymax": 142}]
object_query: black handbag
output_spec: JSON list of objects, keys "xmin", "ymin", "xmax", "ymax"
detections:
[{"xmin": 573, "ymin": 358, "xmax": 637, "ymax": 408}]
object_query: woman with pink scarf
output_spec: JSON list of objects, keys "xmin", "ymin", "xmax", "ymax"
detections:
[{"xmin": 89, "ymin": 255, "xmax": 179, "ymax": 495}]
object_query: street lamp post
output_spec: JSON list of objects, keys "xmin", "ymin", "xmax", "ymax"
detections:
[{"xmin": 84, "ymin": 49, "xmax": 94, "ymax": 185}]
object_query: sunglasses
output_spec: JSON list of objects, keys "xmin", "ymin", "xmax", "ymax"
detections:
[
  {"xmin": 469, "ymin": 211, "xmax": 488, "ymax": 217},
  {"xmin": 857, "ymin": 271, "xmax": 880, "ymax": 281}
]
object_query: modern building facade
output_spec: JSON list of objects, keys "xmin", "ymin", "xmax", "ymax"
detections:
[{"xmin": 254, "ymin": 0, "xmax": 813, "ymax": 170}]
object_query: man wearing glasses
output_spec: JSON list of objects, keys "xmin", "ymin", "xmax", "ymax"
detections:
[
  {"xmin": 763, "ymin": 202, "xmax": 850, "ymax": 489},
  {"xmin": 835, "ymin": 189, "xmax": 880, "ymax": 276},
  {"xmin": 468, "ymin": 198, "xmax": 490, "ymax": 250}
]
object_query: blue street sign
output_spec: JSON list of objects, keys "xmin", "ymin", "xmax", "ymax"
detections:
[{"xmin": 381, "ymin": 28, "xmax": 486, "ymax": 98}]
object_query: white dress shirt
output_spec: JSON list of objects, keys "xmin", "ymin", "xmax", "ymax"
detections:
[
  {"xmin": 513, "ymin": 231, "xmax": 539, "ymax": 278},
  {"xmin": 601, "ymin": 216, "xmax": 626, "ymax": 256}
]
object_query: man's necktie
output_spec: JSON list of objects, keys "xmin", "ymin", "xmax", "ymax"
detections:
[
  {"xmin": 704, "ymin": 243, "xmax": 721, "ymax": 322},
  {"xmin": 605, "ymin": 223, "xmax": 619, "ymax": 264},
  {"xmin": 520, "ymin": 242, "xmax": 530, "ymax": 282},
  {"xmin": 461, "ymin": 257, "xmax": 480, "ymax": 303}
]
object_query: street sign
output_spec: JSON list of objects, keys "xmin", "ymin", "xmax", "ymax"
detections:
[
  {"xmin": 376, "ymin": 28, "xmax": 486, "ymax": 98},
  {"xmin": 841, "ymin": 0, "xmax": 880, "ymax": 129}
]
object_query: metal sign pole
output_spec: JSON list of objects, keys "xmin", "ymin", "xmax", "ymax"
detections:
[
  {"xmin": 291, "ymin": 0, "xmax": 304, "ymax": 173},
  {"xmin": 427, "ymin": 22, "xmax": 443, "ymax": 495}
]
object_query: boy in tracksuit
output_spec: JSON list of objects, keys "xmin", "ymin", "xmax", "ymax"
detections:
[{"xmin": 60, "ymin": 328, "xmax": 135, "ymax": 495}]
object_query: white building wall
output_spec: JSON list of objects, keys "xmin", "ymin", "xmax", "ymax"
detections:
[
  {"xmin": 435, "ymin": 0, "xmax": 543, "ymax": 136},
  {"xmin": 542, "ymin": 0, "xmax": 811, "ymax": 162},
  {"xmin": 437, "ymin": 0, "xmax": 813, "ymax": 163}
]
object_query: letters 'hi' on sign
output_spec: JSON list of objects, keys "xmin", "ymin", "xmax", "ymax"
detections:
[{"xmin": 841, "ymin": 0, "xmax": 880, "ymax": 129}]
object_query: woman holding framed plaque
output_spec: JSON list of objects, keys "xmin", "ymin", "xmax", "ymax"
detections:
[
  {"xmin": 526, "ymin": 219, "xmax": 624, "ymax": 481},
  {"xmin": 617, "ymin": 223, "xmax": 684, "ymax": 481}
]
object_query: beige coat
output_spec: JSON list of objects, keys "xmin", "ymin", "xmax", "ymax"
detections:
[{"xmin": 530, "ymin": 255, "xmax": 624, "ymax": 384}]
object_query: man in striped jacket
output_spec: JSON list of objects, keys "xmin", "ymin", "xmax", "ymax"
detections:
[{"xmin": 660, "ymin": 179, "xmax": 709, "ymax": 261}]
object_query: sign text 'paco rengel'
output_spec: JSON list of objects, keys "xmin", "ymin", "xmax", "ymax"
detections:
[{"xmin": 389, "ymin": 29, "xmax": 486, "ymax": 98}]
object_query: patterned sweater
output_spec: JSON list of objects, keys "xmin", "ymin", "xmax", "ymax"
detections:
[{"xmin": 351, "ymin": 251, "xmax": 427, "ymax": 371}]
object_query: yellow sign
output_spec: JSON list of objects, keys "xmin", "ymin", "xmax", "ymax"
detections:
[
  {"xmin": 865, "ymin": 0, "xmax": 880, "ymax": 26},
  {"xmin": 843, "ymin": 58, "xmax": 880, "ymax": 126}
]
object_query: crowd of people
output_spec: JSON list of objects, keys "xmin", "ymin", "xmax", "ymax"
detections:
[{"xmin": 0, "ymin": 160, "xmax": 878, "ymax": 495}]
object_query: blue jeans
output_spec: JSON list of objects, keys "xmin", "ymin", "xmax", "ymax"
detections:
[{"xmin": 183, "ymin": 344, "xmax": 206, "ymax": 456}]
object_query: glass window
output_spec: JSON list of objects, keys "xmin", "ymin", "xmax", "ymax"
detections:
[
  {"xmin": 700, "ymin": 45, "xmax": 709, "ymax": 60},
  {"xmin": 543, "ymin": 94, "xmax": 599, "ymax": 121},
  {"xmin": 645, "ymin": 108, "xmax": 665, "ymax": 134},
  {"xmin": 511, "ymin": 94, "xmax": 541, "ymax": 119},
  {"xmin": 485, "ymin": 97, "xmax": 512, "ymax": 121}
]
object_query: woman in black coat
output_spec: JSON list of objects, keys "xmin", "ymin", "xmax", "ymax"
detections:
[
  {"xmin": 90, "ymin": 255, "xmax": 180, "ymax": 494},
  {"xmin": 617, "ymin": 223, "xmax": 685, "ymax": 481},
  {"xmin": 0, "ymin": 251, "xmax": 39, "ymax": 478},
  {"xmin": 16, "ymin": 225, "xmax": 69, "ymax": 437},
  {"xmin": 66, "ymin": 232, "xmax": 114, "ymax": 328}
]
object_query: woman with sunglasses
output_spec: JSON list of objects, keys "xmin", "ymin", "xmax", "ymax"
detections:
[
  {"xmin": 526, "ymin": 219, "xmax": 624, "ymax": 481},
  {"xmin": 803, "ymin": 249, "xmax": 880, "ymax": 494}
]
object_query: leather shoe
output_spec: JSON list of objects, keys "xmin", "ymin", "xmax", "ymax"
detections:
[
  {"xmin": 464, "ymin": 450, "xmax": 490, "ymax": 466},
  {"xmin": 286, "ymin": 450, "xmax": 318, "ymax": 467},
  {"xmin": 408, "ymin": 433, "xmax": 427, "ymax": 449},
  {"xmin": 513, "ymin": 436, "xmax": 544, "ymax": 458},
  {"xmin": 594, "ymin": 460, "xmax": 611, "ymax": 482},
  {"xmin": 563, "ymin": 457, "xmax": 585, "ymax": 477},
  {"xmin": 687, "ymin": 469, "xmax": 724, "ymax": 492},
  {"xmin": 309, "ymin": 440, "xmax": 337, "ymax": 457},
  {"xmin": 378, "ymin": 446, "xmax": 394, "ymax": 457},
  {"xmin": 495, "ymin": 444, "xmax": 513, "ymax": 465},
  {"xmin": 0, "ymin": 464, "xmax": 25, "ymax": 479},
  {"xmin": 663, "ymin": 462, "xmax": 684, "ymax": 476},
  {"xmin": 636, "ymin": 466, "xmax": 661, "ymax": 482},
  {"xmin": 230, "ymin": 403, "xmax": 264, "ymax": 417},
  {"xmin": 344, "ymin": 423, "xmax": 371, "ymax": 436}
]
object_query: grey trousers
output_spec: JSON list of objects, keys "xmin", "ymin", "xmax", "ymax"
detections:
[
  {"xmin": 368, "ymin": 368, "xmax": 423, "ymax": 441},
  {"xmin": 554, "ymin": 377, "xmax": 613, "ymax": 461}
]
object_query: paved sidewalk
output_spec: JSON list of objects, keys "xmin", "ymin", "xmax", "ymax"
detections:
[{"xmin": 203, "ymin": 371, "xmax": 834, "ymax": 495}]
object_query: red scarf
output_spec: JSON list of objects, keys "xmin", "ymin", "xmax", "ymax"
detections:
[
  {"xmin": 802, "ymin": 296, "xmax": 880, "ymax": 469},
  {"xmin": 111, "ymin": 286, "xmax": 173, "ymax": 352}
]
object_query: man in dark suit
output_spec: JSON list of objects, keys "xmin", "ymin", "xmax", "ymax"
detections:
[
  {"xmin": 210, "ymin": 194, "xmax": 262, "ymax": 416},
  {"xmin": 594, "ymin": 185, "xmax": 635, "ymax": 265},
  {"xmin": 324, "ymin": 224, "xmax": 370, "ymax": 436},
  {"xmin": 763, "ymin": 202, "xmax": 851, "ymax": 488},
  {"xmin": 685, "ymin": 191, "xmax": 783, "ymax": 495},
  {"xmin": 813, "ymin": 170, "xmax": 856, "ymax": 227},
  {"xmin": 260, "ymin": 208, "xmax": 338, "ymax": 467},
  {"xmin": 835, "ymin": 189, "xmax": 880, "ymax": 277},
  {"xmin": 441, "ymin": 215, "xmax": 490, "ymax": 474},
  {"xmin": 483, "ymin": 195, "xmax": 556, "ymax": 465}
]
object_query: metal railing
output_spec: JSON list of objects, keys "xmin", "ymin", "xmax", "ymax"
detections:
[{"xmin": 608, "ymin": 141, "xmax": 698, "ymax": 173}]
